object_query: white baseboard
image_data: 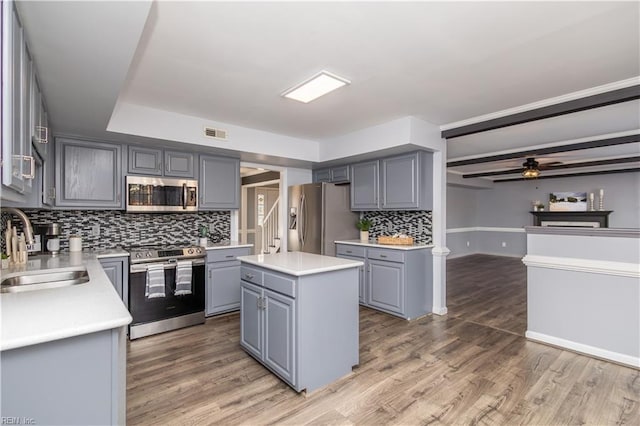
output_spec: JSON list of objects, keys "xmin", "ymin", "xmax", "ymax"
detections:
[{"xmin": 526, "ymin": 331, "xmax": 640, "ymax": 369}]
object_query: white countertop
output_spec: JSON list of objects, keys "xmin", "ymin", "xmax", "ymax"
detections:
[
  {"xmin": 335, "ymin": 240, "xmax": 434, "ymax": 251},
  {"xmin": 238, "ymin": 252, "xmax": 363, "ymax": 276},
  {"xmin": 0, "ymin": 253, "xmax": 132, "ymax": 351},
  {"xmin": 93, "ymin": 248, "xmax": 130, "ymax": 258},
  {"xmin": 204, "ymin": 241, "xmax": 253, "ymax": 250}
]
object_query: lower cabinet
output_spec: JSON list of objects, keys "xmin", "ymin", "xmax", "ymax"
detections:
[
  {"xmin": 206, "ymin": 247, "xmax": 252, "ymax": 316},
  {"xmin": 239, "ymin": 262, "xmax": 359, "ymax": 393},
  {"xmin": 337, "ymin": 254, "xmax": 366, "ymax": 303},
  {"xmin": 336, "ymin": 243, "xmax": 432, "ymax": 320},
  {"xmin": 99, "ymin": 256, "xmax": 129, "ymax": 309},
  {"xmin": 241, "ymin": 281, "xmax": 295, "ymax": 384}
]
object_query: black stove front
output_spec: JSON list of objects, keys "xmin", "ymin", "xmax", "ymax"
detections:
[{"xmin": 127, "ymin": 244, "xmax": 206, "ymax": 339}]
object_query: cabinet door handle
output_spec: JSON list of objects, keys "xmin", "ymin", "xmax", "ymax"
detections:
[
  {"xmin": 245, "ymin": 273, "xmax": 254, "ymax": 279},
  {"xmin": 380, "ymin": 254, "xmax": 387, "ymax": 258},
  {"xmin": 346, "ymin": 250, "xmax": 352, "ymax": 254},
  {"xmin": 257, "ymin": 297, "xmax": 261, "ymax": 309},
  {"xmin": 225, "ymin": 255, "xmax": 234, "ymax": 258},
  {"xmin": 208, "ymin": 270, "xmax": 212, "ymax": 279}
]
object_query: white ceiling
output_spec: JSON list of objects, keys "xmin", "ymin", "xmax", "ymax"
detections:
[{"xmin": 16, "ymin": 1, "xmax": 640, "ymax": 177}]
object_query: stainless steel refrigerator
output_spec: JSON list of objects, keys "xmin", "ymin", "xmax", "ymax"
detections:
[{"xmin": 288, "ymin": 183, "xmax": 359, "ymax": 256}]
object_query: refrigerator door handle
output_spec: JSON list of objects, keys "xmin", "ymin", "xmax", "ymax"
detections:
[{"xmin": 299, "ymin": 193, "xmax": 305, "ymax": 248}]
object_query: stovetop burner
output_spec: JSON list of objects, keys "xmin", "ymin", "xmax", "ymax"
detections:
[{"xmin": 126, "ymin": 243, "xmax": 205, "ymax": 263}]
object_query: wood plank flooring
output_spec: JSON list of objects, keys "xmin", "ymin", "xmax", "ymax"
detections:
[{"xmin": 127, "ymin": 254, "xmax": 639, "ymax": 425}]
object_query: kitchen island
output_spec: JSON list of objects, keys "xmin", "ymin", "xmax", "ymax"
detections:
[
  {"xmin": 523, "ymin": 226, "xmax": 640, "ymax": 368},
  {"xmin": 0, "ymin": 252, "xmax": 131, "ymax": 425},
  {"xmin": 237, "ymin": 252, "xmax": 362, "ymax": 393}
]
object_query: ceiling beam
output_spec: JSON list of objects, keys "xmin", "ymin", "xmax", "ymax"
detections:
[
  {"xmin": 442, "ymin": 85, "xmax": 640, "ymax": 139},
  {"xmin": 463, "ymin": 156, "xmax": 640, "ymax": 179},
  {"xmin": 493, "ymin": 167, "xmax": 640, "ymax": 183},
  {"xmin": 447, "ymin": 133, "xmax": 640, "ymax": 167}
]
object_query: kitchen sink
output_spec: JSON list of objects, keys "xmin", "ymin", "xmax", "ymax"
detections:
[{"xmin": 1, "ymin": 269, "xmax": 90, "ymax": 293}]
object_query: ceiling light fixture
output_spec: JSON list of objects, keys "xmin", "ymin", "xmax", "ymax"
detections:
[
  {"xmin": 522, "ymin": 158, "xmax": 540, "ymax": 178},
  {"xmin": 282, "ymin": 70, "xmax": 350, "ymax": 103}
]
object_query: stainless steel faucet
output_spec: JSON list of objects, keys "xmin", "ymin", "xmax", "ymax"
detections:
[{"xmin": 2, "ymin": 207, "xmax": 35, "ymax": 244}]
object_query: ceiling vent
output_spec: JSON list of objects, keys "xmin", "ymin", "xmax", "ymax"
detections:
[{"xmin": 204, "ymin": 126, "xmax": 228, "ymax": 140}]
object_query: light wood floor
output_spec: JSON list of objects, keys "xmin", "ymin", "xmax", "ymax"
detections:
[{"xmin": 127, "ymin": 254, "xmax": 639, "ymax": 425}]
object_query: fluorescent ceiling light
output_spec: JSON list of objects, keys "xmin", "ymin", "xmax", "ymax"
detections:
[{"xmin": 282, "ymin": 71, "xmax": 350, "ymax": 103}]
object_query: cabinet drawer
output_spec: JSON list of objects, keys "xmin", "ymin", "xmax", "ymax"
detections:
[
  {"xmin": 336, "ymin": 244, "xmax": 366, "ymax": 258},
  {"xmin": 367, "ymin": 248, "xmax": 405, "ymax": 263},
  {"xmin": 241, "ymin": 266, "xmax": 263, "ymax": 286},
  {"xmin": 331, "ymin": 165, "xmax": 350, "ymax": 182},
  {"xmin": 208, "ymin": 247, "xmax": 251, "ymax": 263},
  {"xmin": 264, "ymin": 272, "xmax": 296, "ymax": 298}
]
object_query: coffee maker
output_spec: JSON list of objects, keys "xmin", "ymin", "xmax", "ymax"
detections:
[{"xmin": 35, "ymin": 223, "xmax": 61, "ymax": 255}]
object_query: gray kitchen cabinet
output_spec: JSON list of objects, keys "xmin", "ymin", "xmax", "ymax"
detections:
[
  {"xmin": 381, "ymin": 152, "xmax": 432, "ymax": 210},
  {"xmin": 200, "ymin": 155, "xmax": 240, "ymax": 210},
  {"xmin": 99, "ymin": 256, "xmax": 129, "ymax": 308},
  {"xmin": 128, "ymin": 147, "xmax": 195, "ymax": 178},
  {"xmin": 368, "ymin": 259, "xmax": 404, "ymax": 314},
  {"xmin": 350, "ymin": 160, "xmax": 379, "ymax": 210},
  {"xmin": 336, "ymin": 243, "xmax": 432, "ymax": 320},
  {"xmin": 239, "ymin": 260, "xmax": 358, "ymax": 392},
  {"xmin": 206, "ymin": 246, "xmax": 252, "ymax": 316},
  {"xmin": 313, "ymin": 165, "xmax": 350, "ymax": 183},
  {"xmin": 240, "ymin": 281, "xmax": 263, "ymax": 359},
  {"xmin": 1, "ymin": 2, "xmax": 38, "ymax": 196},
  {"xmin": 336, "ymin": 252, "xmax": 366, "ymax": 303},
  {"xmin": 128, "ymin": 146, "xmax": 162, "ymax": 176},
  {"xmin": 56, "ymin": 138, "xmax": 123, "ymax": 209},
  {"xmin": 263, "ymin": 288, "xmax": 296, "ymax": 384},
  {"xmin": 164, "ymin": 150, "xmax": 195, "ymax": 178},
  {"xmin": 350, "ymin": 151, "xmax": 433, "ymax": 211},
  {"xmin": 1, "ymin": 327, "xmax": 127, "ymax": 426}
]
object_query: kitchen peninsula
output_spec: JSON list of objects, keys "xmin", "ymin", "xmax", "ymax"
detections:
[{"xmin": 237, "ymin": 252, "xmax": 362, "ymax": 393}]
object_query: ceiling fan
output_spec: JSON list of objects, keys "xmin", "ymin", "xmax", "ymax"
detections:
[{"xmin": 521, "ymin": 157, "xmax": 563, "ymax": 178}]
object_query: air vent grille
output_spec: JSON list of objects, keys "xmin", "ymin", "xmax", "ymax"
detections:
[{"xmin": 204, "ymin": 126, "xmax": 227, "ymax": 140}]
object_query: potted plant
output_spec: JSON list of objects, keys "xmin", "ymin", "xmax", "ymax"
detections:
[
  {"xmin": 356, "ymin": 218, "xmax": 373, "ymax": 242},
  {"xmin": 199, "ymin": 225, "xmax": 209, "ymax": 247},
  {"xmin": 1, "ymin": 253, "xmax": 9, "ymax": 269}
]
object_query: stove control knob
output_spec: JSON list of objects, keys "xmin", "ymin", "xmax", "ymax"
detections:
[
  {"xmin": 135, "ymin": 253, "xmax": 142, "ymax": 258},
  {"xmin": 188, "ymin": 248, "xmax": 194, "ymax": 254},
  {"xmin": 196, "ymin": 248, "xmax": 202, "ymax": 254},
  {"xmin": 146, "ymin": 252, "xmax": 153, "ymax": 257}
]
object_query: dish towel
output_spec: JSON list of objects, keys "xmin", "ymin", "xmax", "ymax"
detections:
[
  {"xmin": 145, "ymin": 263, "xmax": 166, "ymax": 299},
  {"xmin": 175, "ymin": 260, "xmax": 193, "ymax": 296}
]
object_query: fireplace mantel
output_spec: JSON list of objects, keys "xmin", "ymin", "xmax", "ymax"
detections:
[{"xmin": 530, "ymin": 211, "xmax": 613, "ymax": 228}]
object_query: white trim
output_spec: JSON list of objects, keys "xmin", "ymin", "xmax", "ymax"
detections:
[
  {"xmin": 432, "ymin": 307, "xmax": 448, "ymax": 316},
  {"xmin": 431, "ymin": 246, "xmax": 451, "ymax": 256},
  {"xmin": 241, "ymin": 179, "xmax": 280, "ymax": 188},
  {"xmin": 526, "ymin": 331, "xmax": 640, "ymax": 369},
  {"xmin": 447, "ymin": 227, "xmax": 525, "ymax": 233},
  {"xmin": 446, "ymin": 130, "xmax": 639, "ymax": 163},
  {"xmin": 522, "ymin": 255, "xmax": 640, "ymax": 278},
  {"xmin": 440, "ymin": 78, "xmax": 640, "ymax": 131}
]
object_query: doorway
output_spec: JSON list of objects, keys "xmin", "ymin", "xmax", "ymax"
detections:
[{"xmin": 239, "ymin": 167, "xmax": 281, "ymax": 255}]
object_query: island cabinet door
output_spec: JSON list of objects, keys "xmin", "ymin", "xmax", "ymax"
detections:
[
  {"xmin": 367, "ymin": 259, "xmax": 404, "ymax": 315},
  {"xmin": 336, "ymin": 254, "xmax": 366, "ymax": 303},
  {"xmin": 240, "ymin": 281, "xmax": 263, "ymax": 359},
  {"xmin": 263, "ymin": 289, "xmax": 296, "ymax": 385},
  {"xmin": 206, "ymin": 262, "xmax": 241, "ymax": 316}
]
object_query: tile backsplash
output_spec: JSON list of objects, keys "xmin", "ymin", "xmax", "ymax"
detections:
[
  {"xmin": 1, "ymin": 210, "xmax": 230, "ymax": 252},
  {"xmin": 362, "ymin": 210, "xmax": 433, "ymax": 245}
]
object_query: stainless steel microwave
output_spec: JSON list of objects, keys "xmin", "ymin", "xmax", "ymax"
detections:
[{"xmin": 126, "ymin": 176, "xmax": 198, "ymax": 212}]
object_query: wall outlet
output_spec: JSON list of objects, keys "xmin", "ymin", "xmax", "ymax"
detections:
[
  {"xmin": 91, "ymin": 225, "xmax": 100, "ymax": 236},
  {"xmin": 501, "ymin": 241, "xmax": 507, "ymax": 247},
  {"xmin": 209, "ymin": 224, "xmax": 216, "ymax": 233}
]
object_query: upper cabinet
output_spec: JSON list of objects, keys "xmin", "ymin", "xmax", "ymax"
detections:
[
  {"xmin": 313, "ymin": 165, "xmax": 350, "ymax": 183},
  {"xmin": 1, "ymin": 1, "xmax": 49, "ymax": 199},
  {"xmin": 55, "ymin": 138, "xmax": 123, "ymax": 209},
  {"xmin": 200, "ymin": 155, "xmax": 240, "ymax": 210},
  {"xmin": 350, "ymin": 160, "xmax": 380, "ymax": 210},
  {"xmin": 351, "ymin": 151, "xmax": 433, "ymax": 211},
  {"xmin": 128, "ymin": 147, "xmax": 195, "ymax": 178}
]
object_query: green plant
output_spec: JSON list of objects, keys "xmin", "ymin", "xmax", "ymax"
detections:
[
  {"xmin": 356, "ymin": 218, "xmax": 373, "ymax": 232},
  {"xmin": 1, "ymin": 253, "xmax": 8, "ymax": 260},
  {"xmin": 199, "ymin": 225, "xmax": 208, "ymax": 238}
]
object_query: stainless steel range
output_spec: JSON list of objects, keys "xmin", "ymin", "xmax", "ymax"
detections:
[{"xmin": 127, "ymin": 243, "xmax": 206, "ymax": 339}]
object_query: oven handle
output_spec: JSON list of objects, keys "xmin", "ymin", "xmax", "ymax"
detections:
[{"xmin": 130, "ymin": 258, "xmax": 205, "ymax": 273}]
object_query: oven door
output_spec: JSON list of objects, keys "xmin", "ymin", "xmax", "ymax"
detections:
[
  {"xmin": 126, "ymin": 175, "xmax": 198, "ymax": 212},
  {"xmin": 128, "ymin": 259, "xmax": 206, "ymax": 327}
]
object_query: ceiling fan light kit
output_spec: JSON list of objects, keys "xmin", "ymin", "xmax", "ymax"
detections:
[{"xmin": 522, "ymin": 158, "xmax": 540, "ymax": 178}]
